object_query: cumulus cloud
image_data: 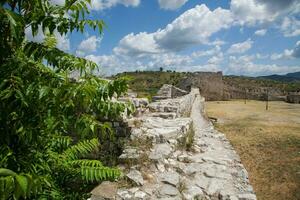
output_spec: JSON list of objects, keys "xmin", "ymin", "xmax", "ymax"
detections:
[
  {"xmin": 254, "ymin": 29, "xmax": 267, "ymax": 36},
  {"xmin": 191, "ymin": 46, "xmax": 221, "ymax": 58},
  {"xmin": 209, "ymin": 39, "xmax": 226, "ymax": 46},
  {"xmin": 149, "ymin": 53, "xmax": 192, "ymax": 68},
  {"xmin": 56, "ymin": 33, "xmax": 70, "ymax": 51},
  {"xmin": 255, "ymin": 53, "xmax": 269, "ymax": 59},
  {"xmin": 230, "ymin": 0, "xmax": 300, "ymax": 26},
  {"xmin": 207, "ymin": 53, "xmax": 223, "ymax": 65},
  {"xmin": 25, "ymin": 26, "xmax": 45, "ymax": 43},
  {"xmin": 77, "ymin": 1, "xmax": 300, "ymax": 76},
  {"xmin": 293, "ymin": 41, "xmax": 300, "ymax": 58},
  {"xmin": 227, "ymin": 55, "xmax": 300, "ymax": 76},
  {"xmin": 89, "ymin": 0, "xmax": 140, "ymax": 10},
  {"xmin": 85, "ymin": 44, "xmax": 225, "ymax": 75},
  {"xmin": 76, "ymin": 36, "xmax": 102, "ymax": 56},
  {"xmin": 25, "ymin": 26, "xmax": 70, "ymax": 51},
  {"xmin": 227, "ymin": 39, "xmax": 253, "ymax": 54},
  {"xmin": 113, "ymin": 32, "xmax": 163, "ymax": 57},
  {"xmin": 158, "ymin": 0, "xmax": 188, "ymax": 10},
  {"xmin": 114, "ymin": 5, "xmax": 234, "ymax": 57},
  {"xmin": 280, "ymin": 17, "xmax": 300, "ymax": 37},
  {"xmin": 154, "ymin": 5, "xmax": 233, "ymax": 51},
  {"xmin": 270, "ymin": 50, "xmax": 293, "ymax": 60},
  {"xmin": 271, "ymin": 41, "xmax": 300, "ymax": 60}
]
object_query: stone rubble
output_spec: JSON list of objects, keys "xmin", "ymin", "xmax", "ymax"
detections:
[{"xmin": 91, "ymin": 88, "xmax": 257, "ymax": 200}]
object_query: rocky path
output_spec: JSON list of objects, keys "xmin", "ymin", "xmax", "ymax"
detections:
[
  {"xmin": 183, "ymin": 93, "xmax": 256, "ymax": 200},
  {"xmin": 90, "ymin": 89, "xmax": 256, "ymax": 200}
]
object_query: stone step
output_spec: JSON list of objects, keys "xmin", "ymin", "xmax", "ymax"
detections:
[
  {"xmin": 149, "ymin": 104, "xmax": 178, "ymax": 113},
  {"xmin": 147, "ymin": 112, "xmax": 177, "ymax": 119}
]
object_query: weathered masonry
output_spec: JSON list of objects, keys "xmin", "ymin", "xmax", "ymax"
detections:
[{"xmin": 90, "ymin": 86, "xmax": 257, "ymax": 200}]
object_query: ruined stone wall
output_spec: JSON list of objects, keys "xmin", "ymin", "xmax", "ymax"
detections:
[
  {"xmin": 287, "ymin": 93, "xmax": 300, "ymax": 103},
  {"xmin": 177, "ymin": 72, "xmax": 286, "ymax": 101},
  {"xmin": 177, "ymin": 72, "xmax": 225, "ymax": 101},
  {"xmin": 223, "ymin": 85, "xmax": 285, "ymax": 101},
  {"xmin": 154, "ymin": 84, "xmax": 188, "ymax": 101},
  {"xmin": 90, "ymin": 88, "xmax": 257, "ymax": 200},
  {"xmin": 150, "ymin": 88, "xmax": 197, "ymax": 118},
  {"xmin": 177, "ymin": 88, "xmax": 198, "ymax": 117}
]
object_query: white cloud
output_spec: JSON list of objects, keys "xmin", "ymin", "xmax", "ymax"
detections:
[
  {"xmin": 255, "ymin": 53, "xmax": 269, "ymax": 59},
  {"xmin": 271, "ymin": 41, "xmax": 300, "ymax": 60},
  {"xmin": 50, "ymin": 0, "xmax": 140, "ymax": 11},
  {"xmin": 280, "ymin": 17, "xmax": 300, "ymax": 37},
  {"xmin": 76, "ymin": 36, "xmax": 102, "ymax": 56},
  {"xmin": 25, "ymin": 26, "xmax": 70, "ymax": 51},
  {"xmin": 191, "ymin": 46, "xmax": 221, "ymax": 58},
  {"xmin": 230, "ymin": 0, "xmax": 300, "ymax": 26},
  {"xmin": 25, "ymin": 26, "xmax": 45, "ymax": 43},
  {"xmin": 154, "ymin": 5, "xmax": 233, "ymax": 51},
  {"xmin": 150, "ymin": 53, "xmax": 192, "ymax": 67},
  {"xmin": 209, "ymin": 39, "xmax": 226, "ymax": 46},
  {"xmin": 270, "ymin": 50, "xmax": 293, "ymax": 60},
  {"xmin": 78, "ymin": 1, "xmax": 300, "ymax": 76},
  {"xmin": 90, "ymin": 0, "xmax": 140, "ymax": 10},
  {"xmin": 228, "ymin": 55, "xmax": 300, "ymax": 76},
  {"xmin": 56, "ymin": 33, "xmax": 70, "ymax": 51},
  {"xmin": 113, "ymin": 32, "xmax": 163, "ymax": 57},
  {"xmin": 293, "ymin": 41, "xmax": 300, "ymax": 58},
  {"xmin": 254, "ymin": 29, "xmax": 267, "ymax": 36},
  {"xmin": 227, "ymin": 39, "xmax": 253, "ymax": 54},
  {"xmin": 49, "ymin": 0, "xmax": 65, "ymax": 6},
  {"xmin": 230, "ymin": 0, "xmax": 276, "ymax": 26},
  {"xmin": 207, "ymin": 53, "xmax": 223, "ymax": 65},
  {"xmin": 158, "ymin": 0, "xmax": 188, "ymax": 10},
  {"xmin": 114, "ymin": 5, "xmax": 234, "ymax": 57}
]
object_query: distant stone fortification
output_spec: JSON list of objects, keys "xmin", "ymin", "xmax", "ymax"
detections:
[
  {"xmin": 287, "ymin": 92, "xmax": 300, "ymax": 104},
  {"xmin": 178, "ymin": 72, "xmax": 224, "ymax": 101},
  {"xmin": 177, "ymin": 71, "xmax": 286, "ymax": 101}
]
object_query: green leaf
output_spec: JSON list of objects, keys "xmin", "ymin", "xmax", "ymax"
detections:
[
  {"xmin": 0, "ymin": 169, "xmax": 17, "ymax": 177},
  {"xmin": 15, "ymin": 175, "xmax": 28, "ymax": 196}
]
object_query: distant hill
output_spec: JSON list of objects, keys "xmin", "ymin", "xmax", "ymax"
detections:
[{"xmin": 258, "ymin": 71, "xmax": 300, "ymax": 82}]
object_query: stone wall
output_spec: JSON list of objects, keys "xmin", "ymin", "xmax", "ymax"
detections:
[
  {"xmin": 153, "ymin": 84, "xmax": 188, "ymax": 101},
  {"xmin": 286, "ymin": 93, "xmax": 300, "ymax": 103},
  {"xmin": 223, "ymin": 84, "xmax": 285, "ymax": 101},
  {"xmin": 175, "ymin": 71, "xmax": 288, "ymax": 101},
  {"xmin": 178, "ymin": 72, "xmax": 224, "ymax": 101},
  {"xmin": 89, "ymin": 88, "xmax": 256, "ymax": 200},
  {"xmin": 150, "ymin": 88, "xmax": 198, "ymax": 117}
]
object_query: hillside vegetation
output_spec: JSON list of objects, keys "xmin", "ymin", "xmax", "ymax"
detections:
[
  {"xmin": 114, "ymin": 71, "xmax": 185, "ymax": 99},
  {"xmin": 224, "ymin": 75, "xmax": 300, "ymax": 92},
  {"xmin": 114, "ymin": 71, "xmax": 300, "ymax": 99}
]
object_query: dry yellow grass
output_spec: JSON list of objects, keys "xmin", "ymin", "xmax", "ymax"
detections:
[{"xmin": 205, "ymin": 100, "xmax": 300, "ymax": 200}]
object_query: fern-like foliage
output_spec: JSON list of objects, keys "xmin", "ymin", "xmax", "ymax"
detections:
[
  {"xmin": 80, "ymin": 166, "xmax": 121, "ymax": 182},
  {"xmin": 63, "ymin": 138, "xmax": 99, "ymax": 160},
  {"xmin": 71, "ymin": 159, "xmax": 103, "ymax": 167},
  {"xmin": 0, "ymin": 0, "xmax": 128, "ymax": 199}
]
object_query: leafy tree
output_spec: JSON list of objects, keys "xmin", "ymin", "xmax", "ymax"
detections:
[{"xmin": 0, "ymin": 0, "xmax": 132, "ymax": 198}]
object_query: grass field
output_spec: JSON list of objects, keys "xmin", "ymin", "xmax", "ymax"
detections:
[{"xmin": 205, "ymin": 100, "xmax": 300, "ymax": 200}]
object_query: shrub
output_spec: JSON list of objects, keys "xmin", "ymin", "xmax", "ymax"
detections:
[{"xmin": 0, "ymin": 0, "xmax": 132, "ymax": 198}]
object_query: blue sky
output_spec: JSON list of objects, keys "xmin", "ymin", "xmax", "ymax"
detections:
[{"xmin": 29, "ymin": 0, "xmax": 300, "ymax": 76}]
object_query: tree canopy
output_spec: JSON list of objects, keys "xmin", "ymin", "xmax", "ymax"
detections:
[{"xmin": 0, "ymin": 0, "xmax": 132, "ymax": 199}]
